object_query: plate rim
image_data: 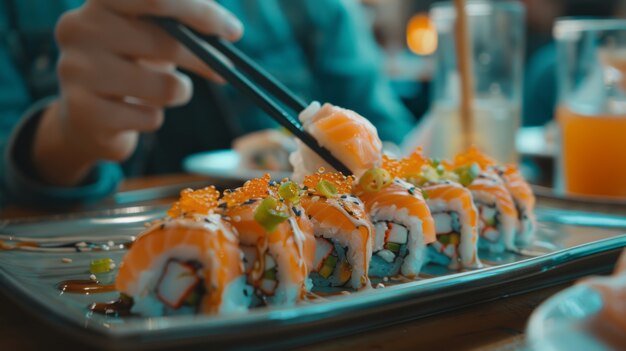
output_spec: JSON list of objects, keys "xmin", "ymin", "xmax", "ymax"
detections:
[{"xmin": 0, "ymin": 230, "xmax": 625, "ymax": 349}]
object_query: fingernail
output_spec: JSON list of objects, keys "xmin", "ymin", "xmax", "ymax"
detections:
[
  {"xmin": 172, "ymin": 73, "xmax": 193, "ymax": 106},
  {"xmin": 225, "ymin": 17, "xmax": 243, "ymax": 40}
]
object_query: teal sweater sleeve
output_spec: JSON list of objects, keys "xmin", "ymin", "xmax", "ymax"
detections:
[
  {"xmin": 0, "ymin": 0, "xmax": 122, "ymax": 209},
  {"xmin": 1, "ymin": 98, "xmax": 124, "ymax": 209},
  {"xmin": 0, "ymin": 47, "xmax": 122, "ymax": 208}
]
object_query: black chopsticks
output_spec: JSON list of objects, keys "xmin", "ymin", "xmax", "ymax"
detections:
[
  {"xmin": 152, "ymin": 18, "xmax": 352, "ymax": 176},
  {"xmin": 204, "ymin": 37, "xmax": 308, "ymax": 113}
]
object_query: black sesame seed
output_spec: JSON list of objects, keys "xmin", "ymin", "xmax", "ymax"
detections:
[{"xmin": 292, "ymin": 207, "xmax": 302, "ymax": 217}]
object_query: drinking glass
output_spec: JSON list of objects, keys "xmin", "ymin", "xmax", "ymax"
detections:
[
  {"xmin": 554, "ymin": 19, "xmax": 626, "ymax": 198},
  {"xmin": 428, "ymin": 0, "xmax": 525, "ymax": 163}
]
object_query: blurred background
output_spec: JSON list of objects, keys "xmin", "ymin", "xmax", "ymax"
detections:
[{"xmin": 359, "ymin": 0, "xmax": 626, "ymax": 127}]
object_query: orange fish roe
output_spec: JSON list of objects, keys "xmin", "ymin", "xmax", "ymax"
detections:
[
  {"xmin": 382, "ymin": 155, "xmax": 403, "ymax": 178},
  {"xmin": 382, "ymin": 148, "xmax": 430, "ymax": 179},
  {"xmin": 500, "ymin": 164, "xmax": 520, "ymax": 176},
  {"xmin": 168, "ymin": 186, "xmax": 220, "ymax": 217},
  {"xmin": 221, "ymin": 174, "xmax": 272, "ymax": 207},
  {"xmin": 454, "ymin": 146, "xmax": 496, "ymax": 170},
  {"xmin": 440, "ymin": 159, "xmax": 456, "ymax": 171},
  {"xmin": 303, "ymin": 171, "xmax": 354, "ymax": 195}
]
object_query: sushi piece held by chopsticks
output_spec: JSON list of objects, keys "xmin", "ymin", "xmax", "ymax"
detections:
[{"xmin": 290, "ymin": 102, "xmax": 383, "ymax": 182}]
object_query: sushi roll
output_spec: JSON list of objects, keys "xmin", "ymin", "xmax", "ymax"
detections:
[
  {"xmin": 383, "ymin": 150, "xmax": 480, "ymax": 269},
  {"xmin": 115, "ymin": 187, "xmax": 250, "ymax": 317},
  {"xmin": 290, "ymin": 102, "xmax": 383, "ymax": 181},
  {"xmin": 221, "ymin": 175, "xmax": 316, "ymax": 306},
  {"xmin": 455, "ymin": 167, "xmax": 519, "ymax": 253},
  {"xmin": 422, "ymin": 181, "xmax": 481, "ymax": 269},
  {"xmin": 452, "ymin": 147, "xmax": 527, "ymax": 252},
  {"xmin": 300, "ymin": 172, "xmax": 373, "ymax": 289},
  {"xmin": 494, "ymin": 164, "xmax": 536, "ymax": 246},
  {"xmin": 354, "ymin": 169, "xmax": 436, "ymax": 278},
  {"xmin": 233, "ymin": 129, "xmax": 296, "ymax": 172}
]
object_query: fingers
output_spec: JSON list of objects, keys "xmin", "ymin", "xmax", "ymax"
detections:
[
  {"xmin": 58, "ymin": 88, "xmax": 164, "ymax": 161},
  {"xmin": 58, "ymin": 50, "xmax": 193, "ymax": 107},
  {"xmin": 57, "ymin": 4, "xmax": 225, "ymax": 81},
  {"xmin": 63, "ymin": 87, "xmax": 164, "ymax": 134},
  {"xmin": 49, "ymin": 0, "xmax": 245, "ymax": 165},
  {"xmin": 93, "ymin": 0, "xmax": 243, "ymax": 40}
]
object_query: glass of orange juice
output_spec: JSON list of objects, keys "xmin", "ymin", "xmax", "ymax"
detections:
[{"xmin": 554, "ymin": 19, "xmax": 626, "ymax": 198}]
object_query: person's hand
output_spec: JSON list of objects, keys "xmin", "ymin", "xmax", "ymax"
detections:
[{"xmin": 33, "ymin": 0, "xmax": 243, "ymax": 186}]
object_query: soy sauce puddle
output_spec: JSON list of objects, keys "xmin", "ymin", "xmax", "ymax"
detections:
[
  {"xmin": 57, "ymin": 280, "xmax": 116, "ymax": 294},
  {"xmin": 57, "ymin": 279, "xmax": 132, "ymax": 317},
  {"xmin": 88, "ymin": 298, "xmax": 133, "ymax": 317}
]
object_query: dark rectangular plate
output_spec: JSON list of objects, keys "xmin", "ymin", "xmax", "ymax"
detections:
[{"xmin": 0, "ymin": 206, "xmax": 625, "ymax": 350}]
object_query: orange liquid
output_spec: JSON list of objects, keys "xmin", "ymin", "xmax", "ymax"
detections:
[{"xmin": 558, "ymin": 107, "xmax": 626, "ymax": 198}]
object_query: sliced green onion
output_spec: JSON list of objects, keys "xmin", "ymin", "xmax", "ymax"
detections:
[
  {"xmin": 420, "ymin": 166, "xmax": 440, "ymax": 184},
  {"xmin": 470, "ymin": 163, "xmax": 480, "ymax": 177},
  {"xmin": 254, "ymin": 197, "xmax": 290, "ymax": 232},
  {"xmin": 435, "ymin": 164, "xmax": 446, "ymax": 176},
  {"xmin": 455, "ymin": 162, "xmax": 480, "ymax": 187},
  {"xmin": 359, "ymin": 168, "xmax": 392, "ymax": 192},
  {"xmin": 90, "ymin": 258, "xmax": 114, "ymax": 274},
  {"xmin": 316, "ymin": 180, "xmax": 338, "ymax": 198},
  {"xmin": 278, "ymin": 181, "xmax": 301, "ymax": 204}
]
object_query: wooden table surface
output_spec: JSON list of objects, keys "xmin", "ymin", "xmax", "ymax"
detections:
[{"xmin": 1, "ymin": 173, "xmax": 623, "ymax": 351}]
